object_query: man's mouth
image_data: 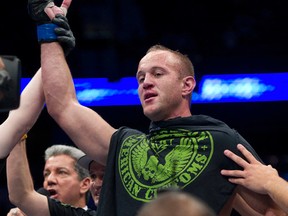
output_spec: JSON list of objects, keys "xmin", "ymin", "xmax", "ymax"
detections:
[
  {"xmin": 48, "ymin": 189, "xmax": 57, "ymax": 198},
  {"xmin": 144, "ymin": 92, "xmax": 157, "ymax": 101}
]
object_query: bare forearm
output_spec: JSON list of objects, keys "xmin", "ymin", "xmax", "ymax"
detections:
[
  {"xmin": 40, "ymin": 42, "xmax": 114, "ymax": 164},
  {"xmin": 0, "ymin": 69, "xmax": 44, "ymax": 158},
  {"xmin": 7, "ymin": 140, "xmax": 50, "ymax": 216},
  {"xmin": 266, "ymin": 177, "xmax": 288, "ymax": 213},
  {"xmin": 7, "ymin": 141, "xmax": 35, "ymax": 206},
  {"xmin": 41, "ymin": 42, "xmax": 77, "ymax": 117}
]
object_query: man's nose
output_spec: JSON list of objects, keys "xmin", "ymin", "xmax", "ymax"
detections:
[
  {"xmin": 46, "ymin": 173, "xmax": 57, "ymax": 184},
  {"xmin": 142, "ymin": 75, "xmax": 154, "ymax": 89}
]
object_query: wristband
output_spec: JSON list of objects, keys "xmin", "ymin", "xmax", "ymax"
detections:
[{"xmin": 37, "ymin": 23, "xmax": 58, "ymax": 43}]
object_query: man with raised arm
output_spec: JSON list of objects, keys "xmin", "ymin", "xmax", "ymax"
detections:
[
  {"xmin": 32, "ymin": 0, "xmax": 287, "ymax": 215},
  {"xmin": 0, "ymin": 0, "xmax": 75, "ymax": 173}
]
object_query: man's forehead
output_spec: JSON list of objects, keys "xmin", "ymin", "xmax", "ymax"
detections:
[
  {"xmin": 45, "ymin": 154, "xmax": 75, "ymax": 166},
  {"xmin": 89, "ymin": 161, "xmax": 106, "ymax": 171}
]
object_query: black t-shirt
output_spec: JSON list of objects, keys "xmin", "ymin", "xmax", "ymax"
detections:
[
  {"xmin": 48, "ymin": 198, "xmax": 97, "ymax": 216},
  {"xmin": 0, "ymin": 157, "xmax": 6, "ymax": 173},
  {"xmin": 96, "ymin": 115, "xmax": 262, "ymax": 216}
]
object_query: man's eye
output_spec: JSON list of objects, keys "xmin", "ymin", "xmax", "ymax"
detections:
[
  {"xmin": 58, "ymin": 169, "xmax": 68, "ymax": 175},
  {"xmin": 138, "ymin": 77, "xmax": 144, "ymax": 83},
  {"xmin": 90, "ymin": 174, "xmax": 97, "ymax": 180}
]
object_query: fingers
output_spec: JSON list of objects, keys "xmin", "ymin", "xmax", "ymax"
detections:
[
  {"xmin": 44, "ymin": 0, "xmax": 72, "ymax": 20},
  {"xmin": 223, "ymin": 148, "xmax": 248, "ymax": 168},
  {"xmin": 60, "ymin": 0, "xmax": 72, "ymax": 15},
  {"xmin": 221, "ymin": 169, "xmax": 243, "ymax": 178},
  {"xmin": 44, "ymin": 7, "xmax": 55, "ymax": 19},
  {"xmin": 236, "ymin": 144, "xmax": 259, "ymax": 164},
  {"xmin": 226, "ymin": 177, "xmax": 245, "ymax": 186},
  {"xmin": 45, "ymin": 6, "xmax": 66, "ymax": 19},
  {"xmin": 7, "ymin": 208, "xmax": 23, "ymax": 216}
]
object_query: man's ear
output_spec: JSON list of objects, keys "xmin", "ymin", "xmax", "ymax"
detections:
[
  {"xmin": 182, "ymin": 76, "xmax": 196, "ymax": 96},
  {"xmin": 80, "ymin": 177, "xmax": 92, "ymax": 194}
]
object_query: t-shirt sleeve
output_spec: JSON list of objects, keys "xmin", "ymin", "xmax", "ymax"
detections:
[
  {"xmin": 233, "ymin": 129, "xmax": 264, "ymax": 163},
  {"xmin": 0, "ymin": 157, "xmax": 7, "ymax": 173},
  {"xmin": 48, "ymin": 198, "xmax": 96, "ymax": 216}
]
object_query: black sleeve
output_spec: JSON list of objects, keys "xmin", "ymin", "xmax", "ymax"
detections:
[
  {"xmin": 0, "ymin": 157, "xmax": 7, "ymax": 173},
  {"xmin": 233, "ymin": 129, "xmax": 264, "ymax": 163},
  {"xmin": 48, "ymin": 198, "xmax": 97, "ymax": 216}
]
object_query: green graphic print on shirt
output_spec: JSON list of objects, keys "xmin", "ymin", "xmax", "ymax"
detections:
[{"xmin": 118, "ymin": 129, "xmax": 214, "ymax": 202}]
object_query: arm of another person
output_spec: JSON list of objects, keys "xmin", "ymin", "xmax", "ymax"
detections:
[
  {"xmin": 40, "ymin": 1, "xmax": 116, "ymax": 165},
  {"xmin": 0, "ymin": 68, "xmax": 44, "ymax": 159},
  {"xmin": 7, "ymin": 139, "xmax": 50, "ymax": 216},
  {"xmin": 222, "ymin": 144, "xmax": 288, "ymax": 214}
]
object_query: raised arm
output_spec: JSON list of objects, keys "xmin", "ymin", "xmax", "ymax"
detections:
[
  {"xmin": 27, "ymin": 0, "xmax": 116, "ymax": 164},
  {"xmin": 222, "ymin": 144, "xmax": 288, "ymax": 214},
  {"xmin": 0, "ymin": 68, "xmax": 44, "ymax": 159},
  {"xmin": 7, "ymin": 138, "xmax": 50, "ymax": 216}
]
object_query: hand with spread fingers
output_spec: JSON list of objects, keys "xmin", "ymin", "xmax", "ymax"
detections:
[
  {"xmin": 221, "ymin": 143, "xmax": 288, "ymax": 213},
  {"xmin": 27, "ymin": 0, "xmax": 71, "ymax": 23},
  {"xmin": 44, "ymin": 0, "xmax": 71, "ymax": 19}
]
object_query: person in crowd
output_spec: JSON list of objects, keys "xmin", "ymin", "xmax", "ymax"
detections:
[
  {"xmin": 78, "ymin": 155, "xmax": 106, "ymax": 207},
  {"xmin": 136, "ymin": 189, "xmax": 216, "ymax": 216},
  {"xmin": 221, "ymin": 143, "xmax": 288, "ymax": 214},
  {"xmin": 27, "ymin": 0, "xmax": 287, "ymax": 215},
  {"xmin": 7, "ymin": 137, "xmax": 96, "ymax": 216}
]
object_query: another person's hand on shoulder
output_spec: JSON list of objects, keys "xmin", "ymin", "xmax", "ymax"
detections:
[
  {"xmin": 221, "ymin": 144, "xmax": 279, "ymax": 194},
  {"xmin": 221, "ymin": 143, "xmax": 288, "ymax": 213}
]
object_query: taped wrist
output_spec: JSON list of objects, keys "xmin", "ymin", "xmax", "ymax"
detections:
[{"xmin": 37, "ymin": 23, "xmax": 58, "ymax": 43}]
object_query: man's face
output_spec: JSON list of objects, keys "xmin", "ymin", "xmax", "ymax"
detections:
[
  {"xmin": 89, "ymin": 161, "xmax": 105, "ymax": 206},
  {"xmin": 43, "ymin": 154, "xmax": 85, "ymax": 206},
  {"xmin": 137, "ymin": 50, "xmax": 186, "ymax": 121}
]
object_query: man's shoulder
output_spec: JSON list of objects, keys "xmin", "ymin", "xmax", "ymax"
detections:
[{"xmin": 48, "ymin": 199, "xmax": 97, "ymax": 216}]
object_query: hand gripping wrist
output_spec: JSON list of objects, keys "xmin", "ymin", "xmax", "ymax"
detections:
[{"xmin": 52, "ymin": 14, "xmax": 75, "ymax": 55}]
